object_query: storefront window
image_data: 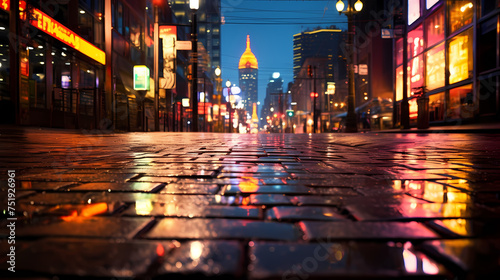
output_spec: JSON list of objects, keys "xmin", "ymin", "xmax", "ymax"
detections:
[
  {"xmin": 448, "ymin": 0, "xmax": 474, "ymax": 34},
  {"xmin": 396, "ymin": 38, "xmax": 403, "ymax": 66},
  {"xmin": 408, "ymin": 0, "xmax": 421, "ymax": 25},
  {"xmin": 408, "ymin": 24, "xmax": 424, "ymax": 59},
  {"xmin": 429, "ymin": 92, "xmax": 445, "ymax": 121},
  {"xmin": 481, "ymin": 0, "xmax": 497, "ymax": 16},
  {"xmin": 448, "ymin": 84, "xmax": 473, "ymax": 119},
  {"xmin": 114, "ymin": 1, "xmax": 123, "ymax": 34},
  {"xmin": 409, "ymin": 54, "xmax": 424, "ymax": 96},
  {"xmin": 129, "ymin": 15, "xmax": 141, "ymax": 48},
  {"xmin": 478, "ymin": 17, "xmax": 497, "ymax": 72},
  {"xmin": 448, "ymin": 28, "xmax": 473, "ymax": 84},
  {"xmin": 396, "ymin": 65, "xmax": 403, "ymax": 101},
  {"xmin": 426, "ymin": 43, "xmax": 445, "ymax": 91},
  {"xmin": 53, "ymin": 46, "xmax": 72, "ymax": 89},
  {"xmin": 78, "ymin": 8, "xmax": 94, "ymax": 43},
  {"xmin": 425, "ymin": 7, "xmax": 444, "ymax": 48},
  {"xmin": 409, "ymin": 99, "xmax": 418, "ymax": 120},
  {"xmin": 427, "ymin": 0, "xmax": 440, "ymax": 9},
  {"xmin": 28, "ymin": 43, "xmax": 46, "ymax": 108},
  {"xmin": 0, "ymin": 11, "xmax": 9, "ymax": 105}
]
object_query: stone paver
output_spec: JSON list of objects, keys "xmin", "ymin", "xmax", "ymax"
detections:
[{"xmin": 1, "ymin": 127, "xmax": 500, "ymax": 279}]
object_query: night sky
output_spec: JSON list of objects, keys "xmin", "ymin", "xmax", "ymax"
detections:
[{"xmin": 221, "ymin": 0, "xmax": 347, "ymax": 106}]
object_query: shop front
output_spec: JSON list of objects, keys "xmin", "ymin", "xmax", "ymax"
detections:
[
  {"xmin": 394, "ymin": 0, "xmax": 500, "ymax": 128},
  {"xmin": 7, "ymin": 2, "xmax": 106, "ymax": 129}
]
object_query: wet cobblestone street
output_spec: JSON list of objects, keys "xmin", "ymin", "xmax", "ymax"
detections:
[{"xmin": 1, "ymin": 126, "xmax": 500, "ymax": 279}]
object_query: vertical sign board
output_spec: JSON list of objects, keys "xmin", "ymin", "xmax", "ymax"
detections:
[
  {"xmin": 133, "ymin": 65, "xmax": 150, "ymax": 90},
  {"xmin": 0, "ymin": 0, "xmax": 9, "ymax": 11},
  {"xmin": 159, "ymin": 26, "xmax": 176, "ymax": 89}
]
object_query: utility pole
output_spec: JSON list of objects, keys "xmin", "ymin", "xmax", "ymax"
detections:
[{"xmin": 313, "ymin": 66, "xmax": 317, "ymax": 133}]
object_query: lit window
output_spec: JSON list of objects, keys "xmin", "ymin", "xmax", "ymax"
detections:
[
  {"xmin": 407, "ymin": 24, "xmax": 424, "ymax": 58},
  {"xmin": 408, "ymin": 0, "xmax": 421, "ymax": 25},
  {"xmin": 448, "ymin": 84, "xmax": 473, "ymax": 119},
  {"xmin": 448, "ymin": 1, "xmax": 473, "ymax": 34},
  {"xmin": 448, "ymin": 28, "xmax": 473, "ymax": 84},
  {"xmin": 426, "ymin": 0, "xmax": 439, "ymax": 9},
  {"xmin": 425, "ymin": 7, "xmax": 444, "ymax": 48},
  {"xmin": 426, "ymin": 43, "xmax": 445, "ymax": 91}
]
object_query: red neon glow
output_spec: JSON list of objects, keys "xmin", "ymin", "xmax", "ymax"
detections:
[{"xmin": 156, "ymin": 244, "xmax": 165, "ymax": 257}]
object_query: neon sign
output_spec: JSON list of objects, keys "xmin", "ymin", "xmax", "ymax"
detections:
[
  {"xmin": 30, "ymin": 8, "xmax": 105, "ymax": 65},
  {"xmin": 1, "ymin": 0, "xmax": 9, "ymax": 11}
]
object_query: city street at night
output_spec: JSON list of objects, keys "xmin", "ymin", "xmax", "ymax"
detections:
[{"xmin": 1, "ymin": 126, "xmax": 500, "ymax": 279}]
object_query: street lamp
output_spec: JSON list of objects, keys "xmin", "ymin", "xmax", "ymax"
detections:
[
  {"xmin": 214, "ymin": 66, "xmax": 221, "ymax": 132},
  {"xmin": 226, "ymin": 80, "xmax": 232, "ymax": 132},
  {"xmin": 190, "ymin": 0, "xmax": 199, "ymax": 132},
  {"xmin": 336, "ymin": 0, "xmax": 362, "ymax": 132},
  {"xmin": 153, "ymin": 1, "xmax": 160, "ymax": 131}
]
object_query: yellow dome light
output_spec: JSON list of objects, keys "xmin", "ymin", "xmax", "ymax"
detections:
[
  {"xmin": 354, "ymin": 0, "xmax": 363, "ymax": 12},
  {"xmin": 336, "ymin": 0, "xmax": 345, "ymax": 13},
  {"xmin": 238, "ymin": 35, "xmax": 258, "ymax": 69}
]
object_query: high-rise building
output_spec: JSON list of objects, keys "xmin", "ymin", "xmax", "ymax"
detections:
[
  {"xmin": 293, "ymin": 27, "xmax": 346, "ymax": 83},
  {"xmin": 291, "ymin": 27, "xmax": 347, "ymax": 132},
  {"xmin": 261, "ymin": 72, "xmax": 284, "ymax": 130},
  {"xmin": 238, "ymin": 35, "xmax": 258, "ymax": 114}
]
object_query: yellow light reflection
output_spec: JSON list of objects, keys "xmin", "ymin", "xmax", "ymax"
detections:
[
  {"xmin": 422, "ymin": 182, "xmax": 444, "ymax": 202},
  {"xmin": 81, "ymin": 202, "xmax": 108, "ymax": 217},
  {"xmin": 442, "ymin": 218, "xmax": 468, "ymax": 236},
  {"xmin": 135, "ymin": 200, "xmax": 154, "ymax": 215},
  {"xmin": 60, "ymin": 202, "xmax": 108, "ymax": 221},
  {"xmin": 190, "ymin": 241, "xmax": 204, "ymax": 261},
  {"xmin": 239, "ymin": 176, "xmax": 259, "ymax": 193}
]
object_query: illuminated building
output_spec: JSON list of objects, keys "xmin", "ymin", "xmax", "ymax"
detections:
[
  {"xmin": 261, "ymin": 72, "xmax": 284, "ymax": 131},
  {"xmin": 291, "ymin": 27, "xmax": 347, "ymax": 132},
  {"xmin": 394, "ymin": 0, "xmax": 500, "ymax": 127},
  {"xmin": 238, "ymin": 35, "xmax": 259, "ymax": 114},
  {"xmin": 0, "ymin": 0, "xmax": 221, "ymax": 132},
  {"xmin": 292, "ymin": 27, "xmax": 345, "ymax": 82},
  {"xmin": 351, "ymin": 0, "xmax": 394, "ymax": 107}
]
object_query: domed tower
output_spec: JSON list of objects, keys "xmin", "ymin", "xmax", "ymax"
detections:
[{"xmin": 239, "ymin": 35, "xmax": 258, "ymax": 114}]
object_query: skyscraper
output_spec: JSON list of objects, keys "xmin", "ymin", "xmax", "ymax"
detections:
[
  {"xmin": 238, "ymin": 35, "xmax": 258, "ymax": 114},
  {"xmin": 293, "ymin": 27, "xmax": 346, "ymax": 83}
]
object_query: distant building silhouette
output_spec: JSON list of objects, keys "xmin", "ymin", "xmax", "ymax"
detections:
[{"xmin": 238, "ymin": 35, "xmax": 259, "ymax": 114}]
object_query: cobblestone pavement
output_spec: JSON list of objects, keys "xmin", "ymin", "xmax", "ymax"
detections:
[{"xmin": 1, "ymin": 126, "xmax": 500, "ymax": 279}]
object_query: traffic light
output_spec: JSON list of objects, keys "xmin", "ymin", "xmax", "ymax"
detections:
[
  {"xmin": 286, "ymin": 110, "xmax": 294, "ymax": 117},
  {"xmin": 307, "ymin": 65, "xmax": 312, "ymax": 78},
  {"xmin": 310, "ymin": 92, "xmax": 318, "ymax": 98}
]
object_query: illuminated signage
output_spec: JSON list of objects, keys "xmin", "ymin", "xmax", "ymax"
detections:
[
  {"xmin": 30, "ymin": 8, "xmax": 105, "ymax": 65},
  {"xmin": 159, "ymin": 26, "xmax": 176, "ymax": 89},
  {"xmin": 326, "ymin": 82, "xmax": 336, "ymax": 95},
  {"xmin": 133, "ymin": 65, "xmax": 150, "ymax": 90},
  {"xmin": 1, "ymin": 0, "xmax": 9, "ymax": 11}
]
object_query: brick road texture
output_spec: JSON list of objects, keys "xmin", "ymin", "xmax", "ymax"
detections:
[{"xmin": 1, "ymin": 126, "xmax": 499, "ymax": 280}]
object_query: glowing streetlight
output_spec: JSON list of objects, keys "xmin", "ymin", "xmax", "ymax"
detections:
[
  {"xmin": 190, "ymin": 0, "xmax": 199, "ymax": 131},
  {"xmin": 336, "ymin": 0, "xmax": 363, "ymax": 133}
]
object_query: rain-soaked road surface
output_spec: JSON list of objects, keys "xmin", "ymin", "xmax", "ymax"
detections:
[{"xmin": 1, "ymin": 126, "xmax": 499, "ymax": 279}]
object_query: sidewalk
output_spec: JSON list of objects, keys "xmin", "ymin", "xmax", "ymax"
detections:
[
  {"xmin": 380, "ymin": 122, "xmax": 500, "ymax": 133},
  {"xmin": 1, "ymin": 126, "xmax": 500, "ymax": 279}
]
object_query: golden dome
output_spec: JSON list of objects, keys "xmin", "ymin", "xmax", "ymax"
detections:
[{"xmin": 238, "ymin": 35, "xmax": 258, "ymax": 69}]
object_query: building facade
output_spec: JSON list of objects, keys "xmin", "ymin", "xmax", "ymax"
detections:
[
  {"xmin": 261, "ymin": 72, "xmax": 284, "ymax": 131},
  {"xmin": 394, "ymin": 0, "xmax": 500, "ymax": 127},
  {"xmin": 292, "ymin": 27, "xmax": 346, "ymax": 82},
  {"xmin": 291, "ymin": 27, "xmax": 347, "ymax": 132},
  {"xmin": 1, "ymin": 0, "xmax": 220, "ymax": 132},
  {"xmin": 238, "ymin": 35, "xmax": 258, "ymax": 114}
]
